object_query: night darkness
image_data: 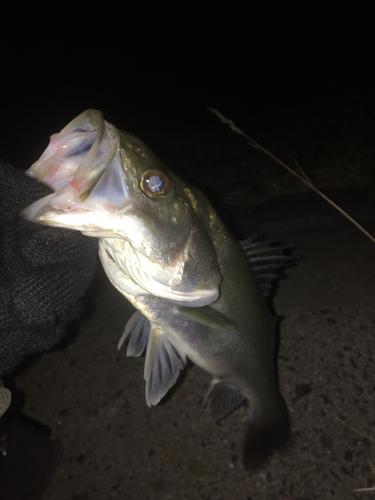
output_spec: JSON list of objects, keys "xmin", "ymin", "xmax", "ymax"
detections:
[{"xmin": 2, "ymin": 2, "xmax": 374, "ymax": 170}]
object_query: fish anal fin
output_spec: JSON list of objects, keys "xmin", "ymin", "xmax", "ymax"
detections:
[
  {"xmin": 178, "ymin": 305, "xmax": 237, "ymax": 331},
  {"xmin": 144, "ymin": 327, "xmax": 187, "ymax": 407},
  {"xmin": 204, "ymin": 381, "xmax": 245, "ymax": 420}
]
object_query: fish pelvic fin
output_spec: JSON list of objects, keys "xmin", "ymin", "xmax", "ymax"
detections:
[
  {"xmin": 243, "ymin": 396, "xmax": 290, "ymax": 470},
  {"xmin": 118, "ymin": 310, "xmax": 187, "ymax": 406},
  {"xmin": 144, "ymin": 326, "xmax": 187, "ymax": 407},
  {"xmin": 118, "ymin": 310, "xmax": 150, "ymax": 355},
  {"xmin": 204, "ymin": 380, "xmax": 245, "ymax": 420}
]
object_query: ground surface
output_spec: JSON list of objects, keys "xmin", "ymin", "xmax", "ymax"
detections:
[{"xmin": 5, "ymin": 98, "xmax": 375, "ymax": 499}]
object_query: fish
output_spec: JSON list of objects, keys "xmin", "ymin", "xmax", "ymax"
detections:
[{"xmin": 22, "ymin": 109, "xmax": 290, "ymax": 468}]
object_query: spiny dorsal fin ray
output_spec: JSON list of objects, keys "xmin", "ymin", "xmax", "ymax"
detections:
[{"xmin": 240, "ymin": 235, "xmax": 296, "ymax": 297}]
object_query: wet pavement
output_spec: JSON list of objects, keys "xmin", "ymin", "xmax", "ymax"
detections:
[{"xmin": 5, "ymin": 184, "xmax": 374, "ymax": 500}]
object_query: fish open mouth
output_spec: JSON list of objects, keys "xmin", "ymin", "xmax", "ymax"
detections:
[
  {"xmin": 21, "ymin": 109, "xmax": 133, "ymax": 232},
  {"xmin": 22, "ymin": 109, "xmax": 222, "ymax": 306}
]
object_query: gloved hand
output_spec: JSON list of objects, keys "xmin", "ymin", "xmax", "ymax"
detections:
[{"xmin": 0, "ymin": 161, "xmax": 98, "ymax": 379}]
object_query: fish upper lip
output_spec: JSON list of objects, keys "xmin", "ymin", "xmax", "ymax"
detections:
[
  {"xmin": 26, "ymin": 109, "xmax": 129, "ymax": 206},
  {"xmin": 24, "ymin": 109, "xmax": 129, "ymax": 213}
]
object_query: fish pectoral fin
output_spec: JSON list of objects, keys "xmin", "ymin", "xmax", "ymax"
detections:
[
  {"xmin": 118, "ymin": 310, "xmax": 151, "ymax": 355},
  {"xmin": 144, "ymin": 327, "xmax": 187, "ymax": 407},
  {"xmin": 204, "ymin": 380, "xmax": 245, "ymax": 420},
  {"xmin": 177, "ymin": 306, "xmax": 237, "ymax": 331}
]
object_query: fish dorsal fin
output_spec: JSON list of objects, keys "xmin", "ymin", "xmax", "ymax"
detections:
[
  {"xmin": 144, "ymin": 327, "xmax": 187, "ymax": 407},
  {"xmin": 118, "ymin": 310, "xmax": 151, "ymax": 355},
  {"xmin": 177, "ymin": 305, "xmax": 237, "ymax": 331},
  {"xmin": 240, "ymin": 235, "xmax": 295, "ymax": 296},
  {"xmin": 204, "ymin": 380, "xmax": 245, "ymax": 420}
]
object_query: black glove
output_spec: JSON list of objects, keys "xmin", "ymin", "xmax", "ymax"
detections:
[{"xmin": 0, "ymin": 161, "xmax": 98, "ymax": 376}]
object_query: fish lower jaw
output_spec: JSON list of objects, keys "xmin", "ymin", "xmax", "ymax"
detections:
[{"xmin": 36, "ymin": 210, "xmax": 126, "ymax": 235}]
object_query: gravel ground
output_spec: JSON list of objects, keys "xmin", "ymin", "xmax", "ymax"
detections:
[
  {"xmin": 2, "ymin": 101, "xmax": 375, "ymax": 499},
  {"xmin": 8, "ymin": 186, "xmax": 375, "ymax": 500}
]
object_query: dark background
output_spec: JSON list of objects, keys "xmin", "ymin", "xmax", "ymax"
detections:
[{"xmin": 1, "ymin": 2, "xmax": 374, "ymax": 170}]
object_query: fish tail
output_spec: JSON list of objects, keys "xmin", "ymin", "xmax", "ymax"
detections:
[{"xmin": 243, "ymin": 396, "xmax": 290, "ymax": 469}]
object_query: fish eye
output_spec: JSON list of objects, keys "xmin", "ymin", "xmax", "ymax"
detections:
[{"xmin": 141, "ymin": 169, "xmax": 171, "ymax": 198}]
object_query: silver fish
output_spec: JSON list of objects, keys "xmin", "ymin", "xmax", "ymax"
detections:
[{"xmin": 22, "ymin": 109, "xmax": 289, "ymax": 468}]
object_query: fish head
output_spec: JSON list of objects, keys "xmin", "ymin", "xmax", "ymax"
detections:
[{"xmin": 22, "ymin": 109, "xmax": 221, "ymax": 306}]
